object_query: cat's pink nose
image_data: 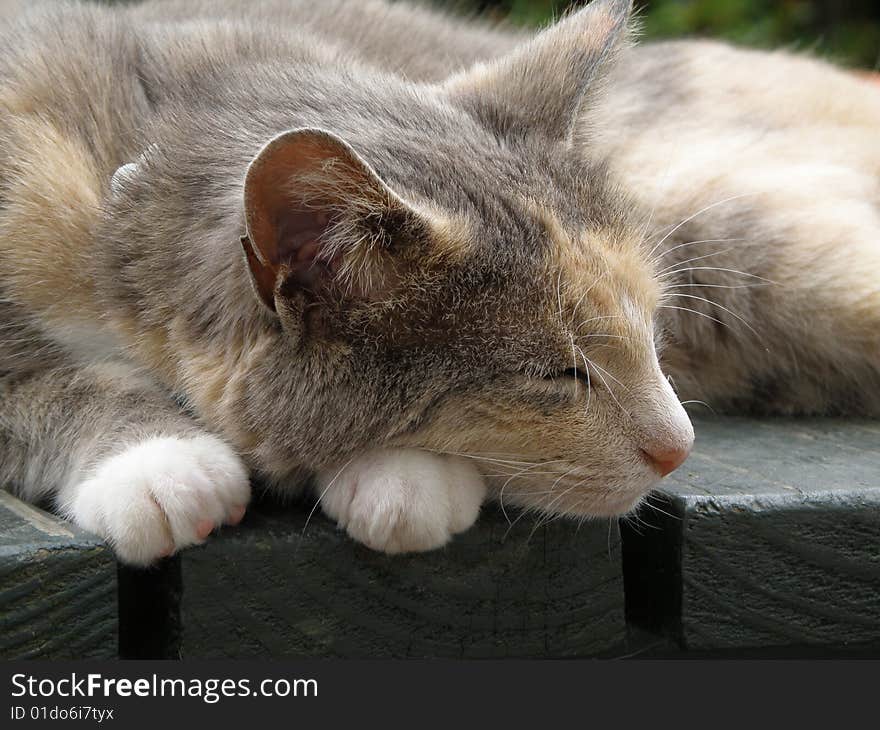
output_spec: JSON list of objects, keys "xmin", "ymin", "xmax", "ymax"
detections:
[{"xmin": 641, "ymin": 444, "xmax": 691, "ymax": 477}]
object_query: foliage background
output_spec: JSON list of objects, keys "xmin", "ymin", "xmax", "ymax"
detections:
[{"xmin": 449, "ymin": 0, "xmax": 880, "ymax": 68}]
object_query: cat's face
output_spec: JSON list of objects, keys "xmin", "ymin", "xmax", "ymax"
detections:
[
  {"xmin": 240, "ymin": 0, "xmax": 692, "ymax": 516},
  {"xmin": 382, "ymin": 180, "xmax": 694, "ymax": 518}
]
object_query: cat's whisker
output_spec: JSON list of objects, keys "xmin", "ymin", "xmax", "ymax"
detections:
[
  {"xmin": 620, "ymin": 512, "xmax": 644, "ymax": 536},
  {"xmin": 643, "ymin": 494, "xmax": 682, "ymax": 522},
  {"xmin": 497, "ymin": 460, "xmax": 564, "ymax": 525},
  {"xmin": 658, "ymin": 266, "xmax": 778, "ymax": 284},
  {"xmin": 465, "ymin": 451, "xmax": 548, "ymax": 460},
  {"xmin": 633, "ymin": 138, "xmax": 683, "ymax": 244},
  {"xmin": 672, "ymin": 292, "xmax": 765, "ymax": 343},
  {"xmin": 488, "ymin": 483, "xmax": 568, "ymax": 492},
  {"xmin": 582, "ymin": 354, "xmax": 632, "ymax": 419},
  {"xmin": 569, "ymin": 271, "xmax": 607, "ymax": 327},
  {"xmin": 621, "ymin": 510, "xmax": 660, "ymax": 534},
  {"xmin": 590, "ymin": 360, "xmax": 627, "ymax": 391},
  {"xmin": 637, "ymin": 136, "xmax": 694, "ymax": 250},
  {"xmin": 576, "ymin": 314, "xmax": 627, "ymax": 328},
  {"xmin": 680, "ymin": 399, "xmax": 716, "ymax": 413},
  {"xmin": 659, "ymin": 304, "xmax": 728, "ymax": 329},
  {"xmin": 502, "ymin": 466, "xmax": 578, "ymax": 539},
  {"xmin": 576, "ymin": 333, "xmax": 631, "ymax": 341},
  {"xmin": 580, "ymin": 342, "xmax": 622, "ymax": 351},
  {"xmin": 418, "ymin": 447, "xmax": 543, "ymax": 468},
  {"xmin": 647, "ymin": 191, "xmax": 763, "ymax": 259},
  {"xmin": 579, "ymin": 314, "xmax": 625, "ymax": 327},
  {"xmin": 573, "ymin": 343, "xmax": 593, "ymax": 409},
  {"xmin": 299, "ymin": 455, "xmax": 356, "ymax": 545},
  {"xmin": 651, "ymin": 237, "xmax": 746, "ymax": 266},
  {"xmin": 502, "ymin": 486, "xmax": 579, "ymax": 504},
  {"xmin": 524, "ymin": 484, "xmax": 578, "ymax": 537},
  {"xmin": 661, "ymin": 282, "xmax": 772, "ymax": 291},
  {"xmin": 586, "ymin": 354, "xmax": 628, "ymax": 416},
  {"xmin": 500, "ymin": 504, "xmax": 536, "ymax": 541},
  {"xmin": 528, "ymin": 486, "xmax": 577, "ymax": 540},
  {"xmin": 571, "ymin": 339, "xmax": 593, "ymax": 412},
  {"xmin": 656, "ymin": 247, "xmax": 735, "ymax": 275},
  {"xmin": 470, "ymin": 456, "xmax": 545, "ymax": 467},
  {"xmin": 638, "ymin": 163, "xmax": 674, "ymax": 252}
]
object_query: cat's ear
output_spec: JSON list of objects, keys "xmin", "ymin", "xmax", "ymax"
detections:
[
  {"xmin": 443, "ymin": 0, "xmax": 632, "ymax": 141},
  {"xmin": 242, "ymin": 127, "xmax": 414, "ymax": 312}
]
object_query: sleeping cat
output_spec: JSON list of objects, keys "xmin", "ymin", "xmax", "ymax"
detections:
[
  {"xmin": 0, "ymin": 0, "xmax": 875, "ymax": 565},
  {"xmin": 168, "ymin": 0, "xmax": 880, "ymax": 417}
]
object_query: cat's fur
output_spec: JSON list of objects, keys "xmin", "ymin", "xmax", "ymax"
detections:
[{"xmin": 0, "ymin": 0, "xmax": 876, "ymax": 564}]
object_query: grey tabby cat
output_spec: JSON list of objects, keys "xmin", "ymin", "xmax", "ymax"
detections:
[
  {"xmin": 0, "ymin": 0, "xmax": 876, "ymax": 565},
  {"xmin": 168, "ymin": 0, "xmax": 880, "ymax": 415}
]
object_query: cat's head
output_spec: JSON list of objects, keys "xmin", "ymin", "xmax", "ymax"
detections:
[{"xmin": 239, "ymin": 0, "xmax": 693, "ymax": 518}]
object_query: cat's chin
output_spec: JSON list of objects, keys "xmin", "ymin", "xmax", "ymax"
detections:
[
  {"xmin": 573, "ymin": 479, "xmax": 665, "ymax": 518},
  {"xmin": 501, "ymin": 476, "xmax": 660, "ymax": 520},
  {"xmin": 570, "ymin": 491, "xmax": 651, "ymax": 519}
]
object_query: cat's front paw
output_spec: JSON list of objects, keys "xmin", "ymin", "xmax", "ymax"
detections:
[
  {"xmin": 66, "ymin": 435, "xmax": 250, "ymax": 566},
  {"xmin": 317, "ymin": 449, "xmax": 487, "ymax": 554}
]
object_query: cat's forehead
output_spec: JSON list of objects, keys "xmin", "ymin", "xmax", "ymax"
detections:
[
  {"xmin": 533, "ymin": 202, "xmax": 658, "ymax": 349},
  {"xmin": 357, "ymin": 114, "xmax": 657, "ymax": 345},
  {"xmin": 405, "ymin": 185, "xmax": 657, "ymax": 354},
  {"xmin": 408, "ymin": 152, "xmax": 655, "ymax": 295}
]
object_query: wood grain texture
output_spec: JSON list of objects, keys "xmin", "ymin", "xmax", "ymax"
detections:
[
  {"xmin": 181, "ymin": 502, "xmax": 625, "ymax": 658},
  {"xmin": 0, "ymin": 491, "xmax": 117, "ymax": 659},
  {"xmin": 623, "ymin": 417, "xmax": 880, "ymax": 655}
]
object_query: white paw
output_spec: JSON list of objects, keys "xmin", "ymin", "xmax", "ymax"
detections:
[
  {"xmin": 65, "ymin": 435, "xmax": 250, "ymax": 566},
  {"xmin": 317, "ymin": 449, "xmax": 487, "ymax": 554}
]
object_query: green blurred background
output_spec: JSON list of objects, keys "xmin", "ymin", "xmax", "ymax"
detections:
[{"xmin": 451, "ymin": 0, "xmax": 880, "ymax": 68}]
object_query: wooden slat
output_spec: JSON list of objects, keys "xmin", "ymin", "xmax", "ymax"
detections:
[
  {"xmin": 0, "ymin": 491, "xmax": 117, "ymax": 659},
  {"xmin": 180, "ymin": 501, "xmax": 626, "ymax": 658},
  {"xmin": 623, "ymin": 417, "xmax": 880, "ymax": 655}
]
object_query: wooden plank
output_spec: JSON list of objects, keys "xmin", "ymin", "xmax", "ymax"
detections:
[
  {"xmin": 118, "ymin": 558, "xmax": 182, "ymax": 659},
  {"xmin": 623, "ymin": 417, "xmax": 880, "ymax": 655},
  {"xmin": 0, "ymin": 491, "xmax": 117, "ymax": 659},
  {"xmin": 180, "ymin": 501, "xmax": 626, "ymax": 658}
]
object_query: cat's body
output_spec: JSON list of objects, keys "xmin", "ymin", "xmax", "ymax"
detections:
[
  {"xmin": 0, "ymin": 0, "xmax": 876, "ymax": 564},
  {"xmin": 595, "ymin": 42, "xmax": 880, "ymax": 414}
]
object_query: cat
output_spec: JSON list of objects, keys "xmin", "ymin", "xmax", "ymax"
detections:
[
  {"xmin": 168, "ymin": 0, "xmax": 880, "ymax": 417},
  {"xmin": 0, "ymin": 0, "xmax": 874, "ymax": 566},
  {"xmin": 1, "ymin": 0, "xmax": 691, "ymax": 564}
]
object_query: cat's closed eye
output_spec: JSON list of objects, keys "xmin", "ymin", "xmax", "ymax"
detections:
[{"xmin": 543, "ymin": 367, "xmax": 591, "ymax": 387}]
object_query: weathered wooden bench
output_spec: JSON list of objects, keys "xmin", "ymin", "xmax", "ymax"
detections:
[
  {"xmin": 625, "ymin": 418, "xmax": 880, "ymax": 656},
  {"xmin": 2, "ymin": 417, "xmax": 878, "ymax": 659},
  {"xmin": 0, "ymin": 491, "xmax": 117, "ymax": 658}
]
